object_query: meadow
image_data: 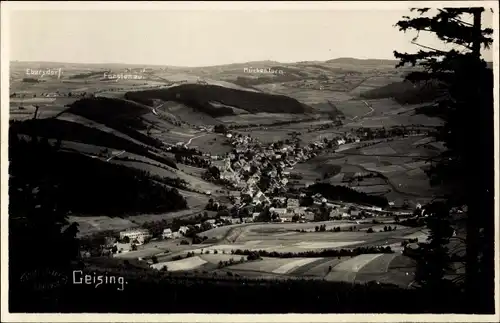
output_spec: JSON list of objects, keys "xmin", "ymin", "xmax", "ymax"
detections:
[
  {"xmin": 290, "ymin": 136, "xmax": 444, "ymax": 203},
  {"xmin": 139, "ymin": 219, "xmax": 429, "ymax": 287}
]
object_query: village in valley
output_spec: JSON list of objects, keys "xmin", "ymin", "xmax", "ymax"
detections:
[
  {"xmin": 80, "ymin": 118, "xmax": 440, "ymax": 287},
  {"xmin": 10, "ymin": 54, "xmax": 455, "ymax": 289},
  {"xmin": 6, "ymin": 4, "xmax": 495, "ymax": 315}
]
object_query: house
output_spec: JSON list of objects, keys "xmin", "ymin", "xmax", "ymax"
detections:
[
  {"xmin": 206, "ymin": 219, "xmax": 217, "ymax": 225},
  {"xmin": 287, "ymin": 198, "xmax": 299, "ymax": 208},
  {"xmin": 162, "ymin": 228, "xmax": 173, "ymax": 239},
  {"xmin": 252, "ymin": 212, "xmax": 261, "ymax": 220},
  {"xmin": 350, "ymin": 210, "xmax": 361, "ymax": 218},
  {"xmin": 253, "ymin": 191, "xmax": 269, "ymax": 204},
  {"xmin": 226, "ymin": 133, "xmax": 233, "ymax": 138},
  {"xmin": 220, "ymin": 216, "xmax": 232, "ymax": 222},
  {"xmin": 178, "ymin": 226, "xmax": 189, "ymax": 235},
  {"xmin": 293, "ymin": 207, "xmax": 307, "ymax": 215},
  {"xmin": 231, "ymin": 218, "xmax": 242, "ymax": 224},
  {"xmin": 113, "ymin": 242, "xmax": 132, "ymax": 254},
  {"xmin": 103, "ymin": 236, "xmax": 117, "ymax": 248},
  {"xmin": 280, "ymin": 212, "xmax": 295, "ymax": 222},
  {"xmin": 271, "ymin": 207, "xmax": 287, "ymax": 216},
  {"xmin": 304, "ymin": 212, "xmax": 315, "ymax": 221},
  {"xmin": 119, "ymin": 229, "xmax": 152, "ymax": 245},
  {"xmin": 267, "ymin": 170, "xmax": 278, "ymax": 178},
  {"xmin": 273, "ymin": 196, "xmax": 287, "ymax": 204}
]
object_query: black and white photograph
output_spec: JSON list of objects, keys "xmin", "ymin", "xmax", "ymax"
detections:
[{"xmin": 1, "ymin": 1, "xmax": 498, "ymax": 321}]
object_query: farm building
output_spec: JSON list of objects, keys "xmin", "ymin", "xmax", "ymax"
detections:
[
  {"xmin": 113, "ymin": 242, "xmax": 132, "ymax": 254},
  {"xmin": 162, "ymin": 228, "xmax": 173, "ymax": 239},
  {"xmin": 119, "ymin": 229, "xmax": 152, "ymax": 245}
]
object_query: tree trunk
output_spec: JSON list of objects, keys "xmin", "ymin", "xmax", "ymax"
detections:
[{"xmin": 464, "ymin": 8, "xmax": 484, "ymax": 313}]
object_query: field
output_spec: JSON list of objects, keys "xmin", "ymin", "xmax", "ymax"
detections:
[
  {"xmin": 159, "ymin": 101, "xmax": 223, "ymax": 126},
  {"xmin": 289, "ymin": 135, "xmax": 445, "ymax": 204},
  {"xmin": 218, "ymin": 112, "xmax": 312, "ymax": 126},
  {"xmin": 185, "ymin": 133, "xmax": 234, "ymax": 155},
  {"xmin": 139, "ymin": 219, "xmax": 429, "ymax": 287},
  {"xmin": 335, "ymin": 100, "xmax": 373, "ymax": 120},
  {"xmin": 349, "ymin": 76, "xmax": 405, "ymax": 96},
  {"xmin": 11, "ymin": 60, "xmax": 447, "ymax": 285}
]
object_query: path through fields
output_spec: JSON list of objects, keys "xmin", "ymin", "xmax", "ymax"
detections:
[{"xmin": 186, "ymin": 133, "xmax": 208, "ymax": 147}]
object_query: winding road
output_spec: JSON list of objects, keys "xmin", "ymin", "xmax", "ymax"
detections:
[
  {"xmin": 106, "ymin": 150, "xmax": 126, "ymax": 162},
  {"xmin": 347, "ymin": 100, "xmax": 375, "ymax": 121},
  {"xmin": 186, "ymin": 133, "xmax": 208, "ymax": 147}
]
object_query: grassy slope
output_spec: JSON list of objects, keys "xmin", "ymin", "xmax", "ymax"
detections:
[
  {"xmin": 10, "ymin": 118, "xmax": 177, "ymax": 169},
  {"xmin": 9, "ymin": 134, "xmax": 187, "ymax": 217}
]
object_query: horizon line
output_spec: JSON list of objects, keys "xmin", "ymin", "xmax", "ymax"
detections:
[{"xmin": 10, "ymin": 56, "xmax": 406, "ymax": 69}]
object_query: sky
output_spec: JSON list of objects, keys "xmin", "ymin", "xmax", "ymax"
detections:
[{"xmin": 8, "ymin": 8, "xmax": 494, "ymax": 67}]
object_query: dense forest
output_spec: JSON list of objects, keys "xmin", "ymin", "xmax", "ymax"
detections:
[
  {"xmin": 124, "ymin": 83, "xmax": 312, "ymax": 116},
  {"xmin": 359, "ymin": 79, "xmax": 446, "ymax": 105},
  {"xmin": 10, "ymin": 118, "xmax": 178, "ymax": 169},
  {"xmin": 8, "ymin": 133, "xmax": 187, "ymax": 216}
]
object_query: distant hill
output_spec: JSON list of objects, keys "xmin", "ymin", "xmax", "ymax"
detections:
[
  {"xmin": 124, "ymin": 84, "xmax": 313, "ymax": 117},
  {"xmin": 326, "ymin": 57, "xmax": 399, "ymax": 66}
]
